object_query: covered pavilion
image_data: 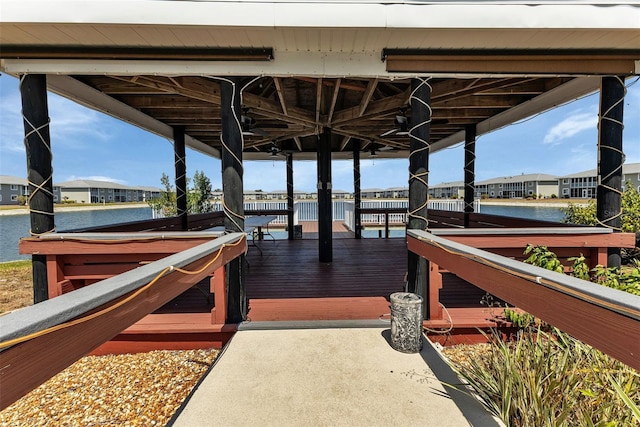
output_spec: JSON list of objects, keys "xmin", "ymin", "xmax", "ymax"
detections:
[{"xmin": 1, "ymin": 0, "xmax": 638, "ymax": 320}]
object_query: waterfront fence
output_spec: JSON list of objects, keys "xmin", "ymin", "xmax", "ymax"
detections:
[
  {"xmin": 153, "ymin": 199, "xmax": 479, "ymax": 229},
  {"xmin": 343, "ymin": 199, "xmax": 480, "ymax": 231}
]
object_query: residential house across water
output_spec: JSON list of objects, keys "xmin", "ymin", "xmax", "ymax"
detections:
[
  {"xmin": 429, "ymin": 181, "xmax": 464, "ymax": 199},
  {"xmin": 475, "ymin": 173, "xmax": 558, "ymax": 199},
  {"xmin": 55, "ymin": 180, "xmax": 161, "ymax": 204},
  {"xmin": 0, "ymin": 175, "xmax": 61, "ymax": 205},
  {"xmin": 558, "ymin": 162, "xmax": 640, "ymax": 199}
]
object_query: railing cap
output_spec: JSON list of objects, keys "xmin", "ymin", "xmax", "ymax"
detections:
[{"xmin": 1, "ymin": 232, "xmax": 246, "ymax": 347}]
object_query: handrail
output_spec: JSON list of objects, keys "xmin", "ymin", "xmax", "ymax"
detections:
[
  {"xmin": 0, "ymin": 232, "xmax": 247, "ymax": 410},
  {"xmin": 407, "ymin": 229, "xmax": 640, "ymax": 370},
  {"xmin": 66, "ymin": 211, "xmax": 225, "ymax": 233}
]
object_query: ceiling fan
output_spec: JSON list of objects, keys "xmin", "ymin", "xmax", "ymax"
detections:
[
  {"xmin": 241, "ymin": 108, "xmax": 288, "ymax": 137},
  {"xmin": 367, "ymin": 141, "xmax": 396, "ymax": 157},
  {"xmin": 380, "ymin": 109, "xmax": 410, "ymax": 137},
  {"xmin": 379, "ymin": 108, "xmax": 448, "ymax": 137},
  {"xmin": 268, "ymin": 142, "xmax": 284, "ymax": 157}
]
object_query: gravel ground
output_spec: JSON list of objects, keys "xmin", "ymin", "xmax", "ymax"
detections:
[
  {"xmin": 441, "ymin": 343, "xmax": 491, "ymax": 372},
  {"xmin": 0, "ymin": 349, "xmax": 219, "ymax": 427},
  {"xmin": 0, "ymin": 342, "xmax": 486, "ymax": 426},
  {"xmin": 1, "ymin": 265, "xmax": 484, "ymax": 426}
]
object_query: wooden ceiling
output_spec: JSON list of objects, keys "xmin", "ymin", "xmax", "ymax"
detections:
[{"xmin": 72, "ymin": 74, "xmax": 574, "ymax": 159}]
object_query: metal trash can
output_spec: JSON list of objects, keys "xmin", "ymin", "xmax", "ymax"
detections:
[{"xmin": 390, "ymin": 292, "xmax": 423, "ymax": 353}]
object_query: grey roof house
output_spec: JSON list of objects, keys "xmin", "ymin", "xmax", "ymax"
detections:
[{"xmin": 0, "ymin": 175, "xmax": 61, "ymax": 205}]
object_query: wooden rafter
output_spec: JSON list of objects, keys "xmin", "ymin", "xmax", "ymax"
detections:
[
  {"xmin": 316, "ymin": 78, "xmax": 323, "ymax": 124},
  {"xmin": 327, "ymin": 78, "xmax": 342, "ymax": 124},
  {"xmin": 359, "ymin": 78, "xmax": 378, "ymax": 116}
]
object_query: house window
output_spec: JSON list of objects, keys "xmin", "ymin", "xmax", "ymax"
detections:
[
  {"xmin": 562, "ymin": 188, "xmax": 569, "ymax": 195},
  {"xmin": 10, "ymin": 184, "xmax": 18, "ymax": 190},
  {"xmin": 53, "ymin": 195, "xmax": 59, "ymax": 202},
  {"xmin": 499, "ymin": 184, "xmax": 503, "ymax": 188},
  {"xmin": 490, "ymin": 191, "xmax": 495, "ymax": 197},
  {"xmin": 528, "ymin": 182, "xmax": 533, "ymax": 187},
  {"xmin": 11, "ymin": 195, "xmax": 18, "ymax": 201},
  {"xmin": 563, "ymin": 178, "xmax": 569, "ymax": 184}
]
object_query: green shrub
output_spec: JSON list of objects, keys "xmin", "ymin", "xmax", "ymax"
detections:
[
  {"xmin": 448, "ymin": 328, "xmax": 640, "ymax": 426},
  {"xmin": 450, "ymin": 246, "xmax": 640, "ymax": 425},
  {"xmin": 561, "ymin": 183, "xmax": 640, "ymax": 233}
]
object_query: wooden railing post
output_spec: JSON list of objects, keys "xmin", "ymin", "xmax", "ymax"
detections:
[{"xmin": 211, "ymin": 266, "xmax": 227, "ymax": 325}]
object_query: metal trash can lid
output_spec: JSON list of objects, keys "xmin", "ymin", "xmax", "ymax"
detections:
[{"xmin": 390, "ymin": 292, "xmax": 423, "ymax": 305}]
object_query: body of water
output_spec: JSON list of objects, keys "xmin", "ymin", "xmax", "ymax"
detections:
[
  {"xmin": 0, "ymin": 204, "xmax": 565, "ymax": 262},
  {"xmin": 479, "ymin": 204, "xmax": 565, "ymax": 223},
  {"xmin": 0, "ymin": 207, "xmax": 153, "ymax": 262}
]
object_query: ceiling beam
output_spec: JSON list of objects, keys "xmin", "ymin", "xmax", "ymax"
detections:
[
  {"xmin": 327, "ymin": 78, "xmax": 341, "ymax": 124},
  {"xmin": 273, "ymin": 77, "xmax": 288, "ymax": 115},
  {"xmin": 384, "ymin": 50, "xmax": 640, "ymax": 75},
  {"xmin": 332, "ymin": 88, "xmax": 410, "ymax": 125},
  {"xmin": 359, "ymin": 78, "xmax": 378, "ymax": 116}
]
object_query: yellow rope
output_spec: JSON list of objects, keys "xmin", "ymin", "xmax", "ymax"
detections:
[{"xmin": 0, "ymin": 235, "xmax": 246, "ymax": 350}]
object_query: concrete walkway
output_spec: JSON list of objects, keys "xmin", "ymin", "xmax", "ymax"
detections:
[{"xmin": 170, "ymin": 326, "xmax": 501, "ymax": 426}]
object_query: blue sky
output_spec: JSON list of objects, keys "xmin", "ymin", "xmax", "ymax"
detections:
[{"xmin": 1, "ymin": 73, "xmax": 638, "ymax": 193}]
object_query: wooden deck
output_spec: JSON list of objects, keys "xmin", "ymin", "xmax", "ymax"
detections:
[
  {"xmin": 93, "ymin": 235, "xmax": 501, "ymax": 353},
  {"xmin": 26, "ymin": 222, "xmax": 631, "ymax": 355}
]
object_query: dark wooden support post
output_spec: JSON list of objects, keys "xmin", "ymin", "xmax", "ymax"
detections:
[
  {"xmin": 597, "ymin": 76, "xmax": 625, "ymax": 268},
  {"xmin": 20, "ymin": 74, "xmax": 54, "ymax": 304},
  {"xmin": 463, "ymin": 124, "xmax": 476, "ymax": 228},
  {"xmin": 286, "ymin": 153, "xmax": 295, "ymax": 240},
  {"xmin": 173, "ymin": 126, "xmax": 188, "ymax": 230},
  {"xmin": 221, "ymin": 77, "xmax": 246, "ymax": 322},
  {"xmin": 317, "ymin": 127, "xmax": 333, "ymax": 262},
  {"xmin": 353, "ymin": 140, "xmax": 362, "ymax": 239},
  {"xmin": 407, "ymin": 77, "xmax": 431, "ymax": 319}
]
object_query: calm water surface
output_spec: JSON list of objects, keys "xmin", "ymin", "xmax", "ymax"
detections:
[
  {"xmin": 0, "ymin": 207, "xmax": 153, "ymax": 262},
  {"xmin": 0, "ymin": 204, "xmax": 564, "ymax": 262}
]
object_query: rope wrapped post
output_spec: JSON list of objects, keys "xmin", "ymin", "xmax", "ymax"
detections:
[
  {"xmin": 597, "ymin": 76, "xmax": 625, "ymax": 268},
  {"xmin": 20, "ymin": 74, "xmax": 54, "ymax": 304},
  {"xmin": 353, "ymin": 139, "xmax": 362, "ymax": 239},
  {"xmin": 407, "ymin": 77, "xmax": 432, "ymax": 319},
  {"xmin": 463, "ymin": 124, "xmax": 476, "ymax": 228},
  {"xmin": 390, "ymin": 292, "xmax": 423, "ymax": 353},
  {"xmin": 173, "ymin": 125, "xmax": 188, "ymax": 230},
  {"xmin": 287, "ymin": 153, "xmax": 295, "ymax": 240},
  {"xmin": 221, "ymin": 77, "xmax": 247, "ymax": 322}
]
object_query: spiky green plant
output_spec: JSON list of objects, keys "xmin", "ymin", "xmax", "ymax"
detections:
[{"xmin": 448, "ymin": 328, "xmax": 640, "ymax": 426}]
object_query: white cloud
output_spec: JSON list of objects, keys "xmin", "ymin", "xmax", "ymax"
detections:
[
  {"xmin": 0, "ymin": 89, "xmax": 25, "ymax": 153},
  {"xmin": 48, "ymin": 95, "xmax": 112, "ymax": 144},
  {"xmin": 543, "ymin": 111, "xmax": 597, "ymax": 145}
]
